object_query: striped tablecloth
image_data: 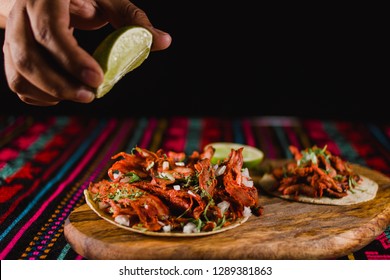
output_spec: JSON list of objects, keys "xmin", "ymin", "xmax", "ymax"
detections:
[{"xmin": 1, "ymin": 115, "xmax": 389, "ymax": 260}]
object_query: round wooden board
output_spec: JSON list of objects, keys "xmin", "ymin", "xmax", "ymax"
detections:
[{"xmin": 64, "ymin": 162, "xmax": 390, "ymax": 260}]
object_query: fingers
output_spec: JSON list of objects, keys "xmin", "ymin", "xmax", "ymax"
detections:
[
  {"xmin": 26, "ymin": 0, "xmax": 104, "ymax": 88},
  {"xmin": 149, "ymin": 28, "xmax": 173, "ymax": 52},
  {"xmin": 3, "ymin": 0, "xmax": 101, "ymax": 105},
  {"xmin": 4, "ymin": 45, "xmax": 60, "ymax": 106},
  {"xmin": 100, "ymin": 0, "xmax": 172, "ymax": 51}
]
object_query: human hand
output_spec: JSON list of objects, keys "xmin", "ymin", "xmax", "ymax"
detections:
[{"xmin": 2, "ymin": 0, "xmax": 172, "ymax": 106}]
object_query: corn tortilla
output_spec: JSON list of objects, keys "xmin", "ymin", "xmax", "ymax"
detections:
[
  {"xmin": 256, "ymin": 173, "xmax": 378, "ymax": 206},
  {"xmin": 84, "ymin": 189, "xmax": 250, "ymax": 237}
]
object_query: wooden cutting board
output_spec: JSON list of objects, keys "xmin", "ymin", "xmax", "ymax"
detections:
[{"xmin": 64, "ymin": 161, "xmax": 390, "ymax": 259}]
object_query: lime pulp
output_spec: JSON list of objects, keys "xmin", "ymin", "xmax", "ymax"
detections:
[
  {"xmin": 92, "ymin": 26, "xmax": 153, "ymax": 98},
  {"xmin": 205, "ymin": 142, "xmax": 264, "ymax": 169}
]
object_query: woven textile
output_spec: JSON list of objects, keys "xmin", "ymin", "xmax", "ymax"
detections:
[{"xmin": 0, "ymin": 115, "xmax": 389, "ymax": 260}]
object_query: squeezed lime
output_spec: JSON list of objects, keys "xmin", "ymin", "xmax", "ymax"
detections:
[
  {"xmin": 205, "ymin": 142, "xmax": 264, "ymax": 168},
  {"xmin": 92, "ymin": 26, "xmax": 152, "ymax": 98}
]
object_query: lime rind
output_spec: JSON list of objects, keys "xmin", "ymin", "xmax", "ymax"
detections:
[
  {"xmin": 206, "ymin": 142, "xmax": 264, "ymax": 168},
  {"xmin": 93, "ymin": 26, "xmax": 153, "ymax": 98}
]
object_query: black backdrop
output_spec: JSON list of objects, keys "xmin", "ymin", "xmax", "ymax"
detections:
[{"xmin": 0, "ymin": 2, "xmax": 387, "ymax": 121}]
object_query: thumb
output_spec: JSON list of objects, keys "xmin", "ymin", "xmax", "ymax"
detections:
[{"xmin": 101, "ymin": 0, "xmax": 172, "ymax": 51}]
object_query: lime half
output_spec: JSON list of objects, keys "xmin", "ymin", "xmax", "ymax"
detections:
[
  {"xmin": 92, "ymin": 26, "xmax": 153, "ymax": 98},
  {"xmin": 205, "ymin": 142, "xmax": 264, "ymax": 169}
]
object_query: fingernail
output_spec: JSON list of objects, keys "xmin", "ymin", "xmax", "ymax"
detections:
[
  {"xmin": 81, "ymin": 69, "xmax": 102, "ymax": 87},
  {"xmin": 75, "ymin": 89, "xmax": 95, "ymax": 103}
]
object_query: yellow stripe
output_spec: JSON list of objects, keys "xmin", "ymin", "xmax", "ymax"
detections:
[{"xmin": 149, "ymin": 118, "xmax": 168, "ymax": 152}]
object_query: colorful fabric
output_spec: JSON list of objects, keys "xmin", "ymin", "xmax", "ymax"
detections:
[{"xmin": 0, "ymin": 115, "xmax": 389, "ymax": 260}]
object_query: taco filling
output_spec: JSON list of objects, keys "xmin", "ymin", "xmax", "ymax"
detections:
[
  {"xmin": 85, "ymin": 146, "xmax": 263, "ymax": 235},
  {"xmin": 258, "ymin": 145, "xmax": 378, "ymax": 205}
]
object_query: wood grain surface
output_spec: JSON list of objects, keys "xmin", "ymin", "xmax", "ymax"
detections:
[{"xmin": 64, "ymin": 162, "xmax": 390, "ymax": 260}]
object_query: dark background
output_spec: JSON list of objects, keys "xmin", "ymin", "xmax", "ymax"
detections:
[{"xmin": 0, "ymin": 2, "xmax": 387, "ymax": 121}]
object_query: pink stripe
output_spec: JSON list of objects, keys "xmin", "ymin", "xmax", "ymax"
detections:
[
  {"xmin": 242, "ymin": 119, "xmax": 255, "ymax": 146},
  {"xmin": 222, "ymin": 119, "xmax": 233, "ymax": 142},
  {"xmin": 385, "ymin": 125, "xmax": 390, "ymax": 138},
  {"xmin": 253, "ymin": 118, "xmax": 278, "ymax": 159},
  {"xmin": 284, "ymin": 126, "xmax": 302, "ymax": 150},
  {"xmin": 0, "ymin": 119, "xmax": 117, "ymax": 259},
  {"xmin": 139, "ymin": 118, "xmax": 157, "ymax": 148},
  {"xmin": 303, "ymin": 120, "xmax": 341, "ymax": 156},
  {"xmin": 365, "ymin": 251, "xmax": 390, "ymax": 260},
  {"xmin": 259, "ymin": 125, "xmax": 277, "ymax": 159},
  {"xmin": 162, "ymin": 117, "xmax": 188, "ymax": 152},
  {"xmin": 200, "ymin": 118, "xmax": 224, "ymax": 149},
  {"xmin": 377, "ymin": 232, "xmax": 390, "ymax": 249},
  {"xmin": 0, "ymin": 117, "xmax": 55, "ymax": 170}
]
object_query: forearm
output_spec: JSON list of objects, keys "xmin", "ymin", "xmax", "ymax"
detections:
[{"xmin": 0, "ymin": 0, "xmax": 16, "ymax": 28}]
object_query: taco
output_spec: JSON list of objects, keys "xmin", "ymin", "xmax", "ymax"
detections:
[
  {"xmin": 257, "ymin": 145, "xmax": 378, "ymax": 206},
  {"xmin": 84, "ymin": 145, "xmax": 263, "ymax": 236}
]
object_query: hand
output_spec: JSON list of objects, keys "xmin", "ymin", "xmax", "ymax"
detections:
[{"xmin": 2, "ymin": 0, "xmax": 172, "ymax": 106}]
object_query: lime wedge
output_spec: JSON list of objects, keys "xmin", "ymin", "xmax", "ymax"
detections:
[
  {"xmin": 92, "ymin": 26, "xmax": 153, "ymax": 98},
  {"xmin": 205, "ymin": 142, "xmax": 264, "ymax": 169}
]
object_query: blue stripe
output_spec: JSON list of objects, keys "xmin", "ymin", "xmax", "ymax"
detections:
[
  {"xmin": 368, "ymin": 124, "xmax": 390, "ymax": 152},
  {"xmin": 274, "ymin": 126, "xmax": 292, "ymax": 159},
  {"xmin": 125, "ymin": 117, "xmax": 148, "ymax": 153},
  {"xmin": 233, "ymin": 119, "xmax": 244, "ymax": 144},
  {"xmin": 185, "ymin": 118, "xmax": 202, "ymax": 154},
  {"xmin": 0, "ymin": 119, "xmax": 107, "ymax": 241}
]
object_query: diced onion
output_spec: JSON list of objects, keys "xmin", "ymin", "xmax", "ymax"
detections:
[
  {"xmin": 217, "ymin": 201, "xmax": 230, "ymax": 214},
  {"xmin": 215, "ymin": 165, "xmax": 226, "ymax": 176},
  {"xmin": 162, "ymin": 225, "xmax": 172, "ymax": 232},
  {"xmin": 114, "ymin": 215, "xmax": 130, "ymax": 226},
  {"xmin": 113, "ymin": 171, "xmax": 122, "ymax": 180},
  {"xmin": 243, "ymin": 206, "xmax": 252, "ymax": 217},
  {"xmin": 187, "ymin": 190, "xmax": 196, "ymax": 197},
  {"xmin": 173, "ymin": 185, "xmax": 181, "ymax": 190},
  {"xmin": 98, "ymin": 201, "xmax": 110, "ymax": 209},
  {"xmin": 241, "ymin": 168, "xmax": 250, "ymax": 177},
  {"xmin": 146, "ymin": 161, "xmax": 154, "ymax": 171},
  {"xmin": 159, "ymin": 172, "xmax": 175, "ymax": 181},
  {"xmin": 162, "ymin": 161, "xmax": 170, "ymax": 170},
  {"xmin": 175, "ymin": 162, "xmax": 185, "ymax": 166},
  {"xmin": 183, "ymin": 222, "xmax": 199, "ymax": 233},
  {"xmin": 242, "ymin": 176, "xmax": 254, "ymax": 187}
]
